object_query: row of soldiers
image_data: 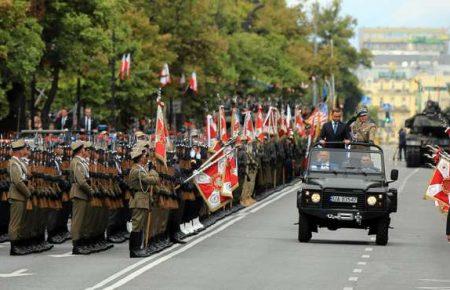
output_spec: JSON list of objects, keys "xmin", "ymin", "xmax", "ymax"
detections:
[{"xmin": 0, "ymin": 131, "xmax": 306, "ymax": 257}]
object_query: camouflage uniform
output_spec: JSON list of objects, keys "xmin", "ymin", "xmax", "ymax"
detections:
[{"xmin": 352, "ymin": 120, "xmax": 377, "ymax": 144}]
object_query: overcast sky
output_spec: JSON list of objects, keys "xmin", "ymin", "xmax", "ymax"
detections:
[{"xmin": 287, "ymin": 0, "xmax": 450, "ymax": 48}]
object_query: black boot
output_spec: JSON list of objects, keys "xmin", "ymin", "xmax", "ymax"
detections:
[
  {"xmin": 129, "ymin": 232, "xmax": 150, "ymax": 258},
  {"xmin": 72, "ymin": 239, "xmax": 91, "ymax": 255},
  {"xmin": 10, "ymin": 240, "xmax": 28, "ymax": 256},
  {"xmin": 171, "ymin": 233, "xmax": 187, "ymax": 244},
  {"xmin": 39, "ymin": 235, "xmax": 54, "ymax": 252}
]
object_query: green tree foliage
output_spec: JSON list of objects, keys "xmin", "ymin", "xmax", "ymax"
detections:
[{"xmin": 0, "ymin": 0, "xmax": 370, "ymax": 130}]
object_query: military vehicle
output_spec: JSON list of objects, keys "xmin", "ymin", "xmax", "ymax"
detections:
[
  {"xmin": 404, "ymin": 101, "xmax": 450, "ymax": 167},
  {"xmin": 297, "ymin": 142, "xmax": 398, "ymax": 245}
]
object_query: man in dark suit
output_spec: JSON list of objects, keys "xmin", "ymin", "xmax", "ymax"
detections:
[
  {"xmin": 318, "ymin": 108, "xmax": 351, "ymax": 148},
  {"xmin": 55, "ymin": 108, "xmax": 72, "ymax": 130},
  {"xmin": 79, "ymin": 107, "xmax": 98, "ymax": 133}
]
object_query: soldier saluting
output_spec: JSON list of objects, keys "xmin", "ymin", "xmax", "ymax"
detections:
[
  {"xmin": 70, "ymin": 140, "xmax": 95, "ymax": 255},
  {"xmin": 128, "ymin": 147, "xmax": 160, "ymax": 258},
  {"xmin": 350, "ymin": 108, "xmax": 377, "ymax": 144},
  {"xmin": 8, "ymin": 139, "xmax": 34, "ymax": 255}
]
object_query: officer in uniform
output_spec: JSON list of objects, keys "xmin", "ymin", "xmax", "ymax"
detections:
[
  {"xmin": 351, "ymin": 108, "xmax": 377, "ymax": 144},
  {"xmin": 8, "ymin": 139, "xmax": 33, "ymax": 255},
  {"xmin": 240, "ymin": 140, "xmax": 258, "ymax": 206},
  {"xmin": 128, "ymin": 148, "xmax": 160, "ymax": 258},
  {"xmin": 70, "ymin": 140, "xmax": 95, "ymax": 255}
]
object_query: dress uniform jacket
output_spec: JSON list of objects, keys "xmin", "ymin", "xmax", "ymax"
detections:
[
  {"xmin": 8, "ymin": 157, "xmax": 31, "ymax": 201},
  {"xmin": 69, "ymin": 156, "xmax": 94, "ymax": 200},
  {"xmin": 128, "ymin": 164, "xmax": 159, "ymax": 210}
]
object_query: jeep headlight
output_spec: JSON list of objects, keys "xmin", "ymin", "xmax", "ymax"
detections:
[
  {"xmin": 311, "ymin": 193, "xmax": 321, "ymax": 203},
  {"xmin": 367, "ymin": 196, "xmax": 377, "ymax": 206}
]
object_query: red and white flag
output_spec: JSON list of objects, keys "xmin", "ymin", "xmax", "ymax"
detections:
[
  {"xmin": 242, "ymin": 110, "xmax": 255, "ymax": 142},
  {"xmin": 222, "ymin": 147, "xmax": 239, "ymax": 197},
  {"xmin": 219, "ymin": 105, "xmax": 228, "ymax": 142},
  {"xmin": 426, "ymin": 156, "xmax": 450, "ymax": 212},
  {"xmin": 263, "ymin": 107, "xmax": 274, "ymax": 135},
  {"xmin": 188, "ymin": 72, "xmax": 197, "ymax": 93},
  {"xmin": 255, "ymin": 105, "xmax": 264, "ymax": 141},
  {"xmin": 160, "ymin": 63, "xmax": 171, "ymax": 86},
  {"xmin": 154, "ymin": 99, "xmax": 168, "ymax": 164},
  {"xmin": 119, "ymin": 54, "xmax": 131, "ymax": 80},
  {"xmin": 295, "ymin": 106, "xmax": 305, "ymax": 136},
  {"xmin": 230, "ymin": 107, "xmax": 241, "ymax": 139},
  {"xmin": 279, "ymin": 108, "xmax": 287, "ymax": 137},
  {"xmin": 206, "ymin": 114, "xmax": 217, "ymax": 147}
]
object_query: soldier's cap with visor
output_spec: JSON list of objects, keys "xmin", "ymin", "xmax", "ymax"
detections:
[
  {"xmin": 357, "ymin": 108, "xmax": 368, "ymax": 117},
  {"xmin": 11, "ymin": 139, "xmax": 26, "ymax": 151},
  {"xmin": 130, "ymin": 148, "xmax": 145, "ymax": 161},
  {"xmin": 135, "ymin": 131, "xmax": 145, "ymax": 138},
  {"xmin": 71, "ymin": 140, "xmax": 84, "ymax": 152},
  {"xmin": 83, "ymin": 141, "xmax": 94, "ymax": 150}
]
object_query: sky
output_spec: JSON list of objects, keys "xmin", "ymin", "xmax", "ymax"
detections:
[{"xmin": 287, "ymin": 0, "xmax": 450, "ymax": 49}]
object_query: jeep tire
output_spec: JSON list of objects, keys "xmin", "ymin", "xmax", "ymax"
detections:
[
  {"xmin": 298, "ymin": 213, "xmax": 312, "ymax": 243},
  {"xmin": 375, "ymin": 216, "xmax": 390, "ymax": 246}
]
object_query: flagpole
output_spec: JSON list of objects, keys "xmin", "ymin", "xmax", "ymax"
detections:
[{"xmin": 110, "ymin": 29, "xmax": 117, "ymax": 129}]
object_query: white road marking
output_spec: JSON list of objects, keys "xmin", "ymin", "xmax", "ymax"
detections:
[
  {"xmin": 343, "ymin": 287, "xmax": 354, "ymax": 290},
  {"xmin": 419, "ymin": 279, "xmax": 450, "ymax": 283},
  {"xmin": 365, "ymin": 247, "xmax": 373, "ymax": 251},
  {"xmin": 103, "ymin": 215, "xmax": 247, "ymax": 290},
  {"xmin": 362, "ymin": 255, "xmax": 370, "ymax": 258},
  {"xmin": 353, "ymin": 269, "xmax": 362, "ymax": 273},
  {"xmin": 415, "ymin": 287, "xmax": 450, "ymax": 290},
  {"xmin": 349, "ymin": 277, "xmax": 358, "ymax": 282},
  {"xmin": 0, "ymin": 268, "xmax": 34, "ymax": 278},
  {"xmin": 49, "ymin": 251, "xmax": 74, "ymax": 258},
  {"xmin": 399, "ymin": 168, "xmax": 420, "ymax": 194},
  {"xmin": 357, "ymin": 261, "xmax": 367, "ymax": 265},
  {"xmin": 87, "ymin": 183, "xmax": 298, "ymax": 290}
]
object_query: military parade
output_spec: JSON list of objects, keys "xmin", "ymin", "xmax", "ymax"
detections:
[{"xmin": 1, "ymin": 0, "xmax": 450, "ymax": 289}]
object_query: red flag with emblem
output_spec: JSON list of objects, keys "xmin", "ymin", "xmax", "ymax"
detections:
[
  {"xmin": 219, "ymin": 106, "xmax": 228, "ymax": 142},
  {"xmin": 242, "ymin": 110, "xmax": 255, "ymax": 142},
  {"xmin": 295, "ymin": 106, "xmax": 306, "ymax": 137},
  {"xmin": 206, "ymin": 114, "xmax": 217, "ymax": 147},
  {"xmin": 426, "ymin": 156, "xmax": 450, "ymax": 213},
  {"xmin": 154, "ymin": 99, "xmax": 168, "ymax": 164},
  {"xmin": 255, "ymin": 105, "xmax": 264, "ymax": 141}
]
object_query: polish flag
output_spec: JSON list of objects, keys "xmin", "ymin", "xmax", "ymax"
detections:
[
  {"xmin": 219, "ymin": 105, "xmax": 228, "ymax": 142},
  {"xmin": 119, "ymin": 54, "xmax": 126, "ymax": 80},
  {"xmin": 189, "ymin": 72, "xmax": 197, "ymax": 93},
  {"xmin": 242, "ymin": 110, "xmax": 255, "ymax": 142},
  {"xmin": 160, "ymin": 63, "xmax": 171, "ymax": 86},
  {"xmin": 425, "ymin": 156, "xmax": 450, "ymax": 212},
  {"xmin": 279, "ymin": 108, "xmax": 287, "ymax": 137},
  {"xmin": 255, "ymin": 105, "xmax": 264, "ymax": 141}
]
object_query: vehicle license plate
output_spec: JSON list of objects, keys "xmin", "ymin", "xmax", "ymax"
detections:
[{"xmin": 330, "ymin": 196, "xmax": 358, "ymax": 203}]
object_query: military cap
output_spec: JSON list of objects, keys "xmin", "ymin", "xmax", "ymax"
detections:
[
  {"xmin": 130, "ymin": 148, "xmax": 144, "ymax": 160},
  {"xmin": 11, "ymin": 139, "xmax": 26, "ymax": 150},
  {"xmin": 136, "ymin": 140, "xmax": 150, "ymax": 149},
  {"xmin": 83, "ymin": 141, "xmax": 94, "ymax": 150},
  {"xmin": 135, "ymin": 131, "xmax": 145, "ymax": 138},
  {"xmin": 357, "ymin": 108, "xmax": 368, "ymax": 117},
  {"xmin": 71, "ymin": 140, "xmax": 84, "ymax": 151}
]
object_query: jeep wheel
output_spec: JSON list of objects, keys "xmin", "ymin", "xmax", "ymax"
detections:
[
  {"xmin": 375, "ymin": 217, "xmax": 390, "ymax": 246},
  {"xmin": 298, "ymin": 213, "xmax": 312, "ymax": 243}
]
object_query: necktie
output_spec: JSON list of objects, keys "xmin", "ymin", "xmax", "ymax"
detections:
[{"xmin": 333, "ymin": 122, "xmax": 337, "ymax": 134}]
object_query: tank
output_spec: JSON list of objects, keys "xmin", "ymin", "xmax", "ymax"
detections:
[{"xmin": 404, "ymin": 101, "xmax": 450, "ymax": 167}]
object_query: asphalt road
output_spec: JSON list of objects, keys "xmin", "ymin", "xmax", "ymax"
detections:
[{"xmin": 0, "ymin": 147, "xmax": 448, "ymax": 290}]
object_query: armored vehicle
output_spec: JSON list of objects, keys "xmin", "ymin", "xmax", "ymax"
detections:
[{"xmin": 404, "ymin": 101, "xmax": 450, "ymax": 167}]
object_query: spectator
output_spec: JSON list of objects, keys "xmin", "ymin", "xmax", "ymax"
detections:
[
  {"xmin": 398, "ymin": 128, "xmax": 406, "ymax": 161},
  {"xmin": 55, "ymin": 108, "xmax": 72, "ymax": 130},
  {"xmin": 79, "ymin": 107, "xmax": 98, "ymax": 133},
  {"xmin": 318, "ymin": 108, "xmax": 351, "ymax": 148}
]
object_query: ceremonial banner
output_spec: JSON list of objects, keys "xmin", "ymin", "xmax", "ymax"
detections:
[
  {"xmin": 189, "ymin": 72, "xmax": 197, "ymax": 93},
  {"xmin": 426, "ymin": 156, "xmax": 450, "ymax": 212},
  {"xmin": 206, "ymin": 114, "xmax": 217, "ymax": 147},
  {"xmin": 255, "ymin": 105, "xmax": 264, "ymax": 141},
  {"xmin": 219, "ymin": 106, "xmax": 228, "ymax": 142},
  {"xmin": 295, "ymin": 105, "xmax": 305, "ymax": 137},
  {"xmin": 242, "ymin": 110, "xmax": 255, "ymax": 142},
  {"xmin": 155, "ymin": 100, "xmax": 168, "ymax": 164}
]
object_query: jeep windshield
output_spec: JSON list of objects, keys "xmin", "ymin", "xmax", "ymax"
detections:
[{"xmin": 307, "ymin": 147, "xmax": 384, "ymax": 176}]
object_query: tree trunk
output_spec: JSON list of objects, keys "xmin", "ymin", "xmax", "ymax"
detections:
[
  {"xmin": 0, "ymin": 82, "xmax": 26, "ymax": 134},
  {"xmin": 41, "ymin": 65, "xmax": 60, "ymax": 128}
]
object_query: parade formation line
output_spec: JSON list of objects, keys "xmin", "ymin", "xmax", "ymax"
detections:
[{"xmin": 87, "ymin": 182, "xmax": 300, "ymax": 290}]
